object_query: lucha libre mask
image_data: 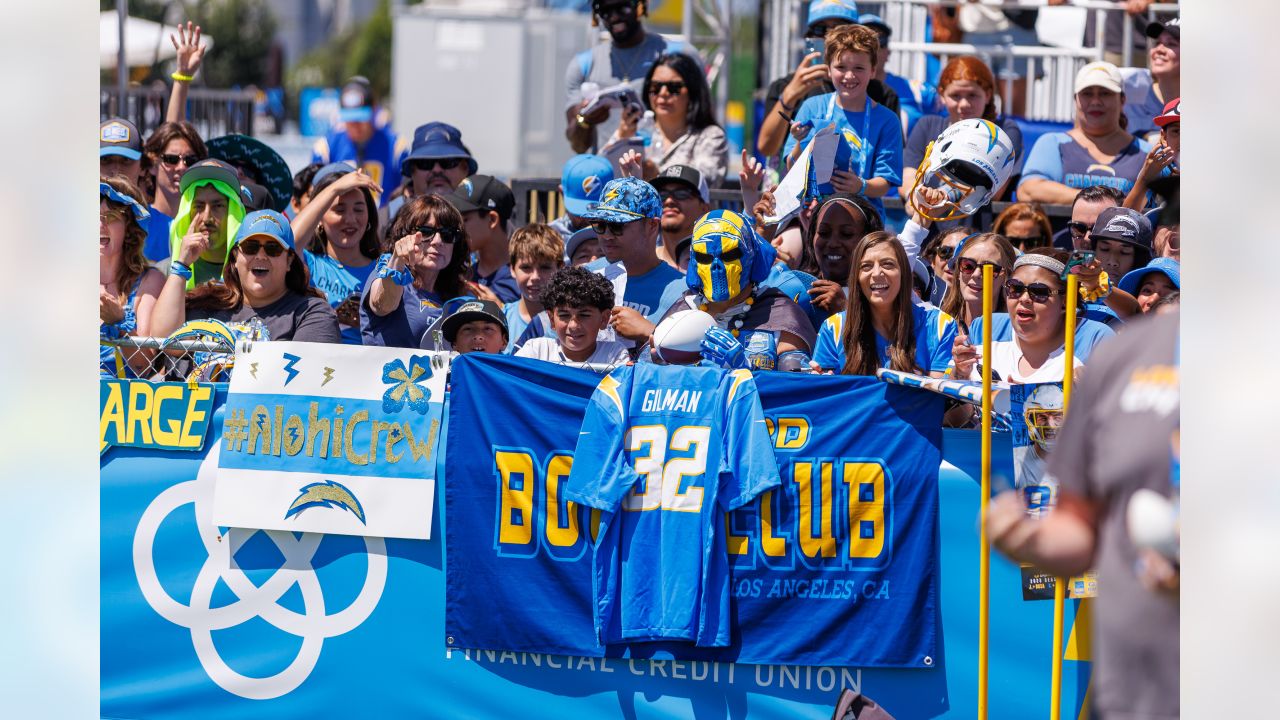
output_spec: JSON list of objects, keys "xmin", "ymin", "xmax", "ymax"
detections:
[{"xmin": 686, "ymin": 209, "xmax": 776, "ymax": 302}]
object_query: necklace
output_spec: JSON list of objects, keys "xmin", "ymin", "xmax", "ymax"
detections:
[
  {"xmin": 609, "ymin": 43, "xmax": 646, "ymax": 83},
  {"xmin": 699, "ymin": 295, "xmax": 756, "ymax": 338}
]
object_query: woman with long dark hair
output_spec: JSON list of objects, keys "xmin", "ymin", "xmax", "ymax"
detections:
[
  {"xmin": 609, "ymin": 52, "xmax": 728, "ymax": 185},
  {"xmin": 150, "ymin": 210, "xmax": 340, "ymax": 344},
  {"xmin": 100, "ymin": 178, "xmax": 165, "ymax": 376},
  {"xmin": 361, "ymin": 194, "xmax": 473, "ymax": 348},
  {"xmin": 811, "ymin": 231, "xmax": 956, "ymax": 376},
  {"xmin": 799, "ymin": 194, "xmax": 883, "ymax": 320},
  {"xmin": 290, "ymin": 165, "xmax": 383, "ymax": 344}
]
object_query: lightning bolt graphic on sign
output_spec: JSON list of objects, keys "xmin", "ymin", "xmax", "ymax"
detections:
[{"xmin": 282, "ymin": 353, "xmax": 302, "ymax": 386}]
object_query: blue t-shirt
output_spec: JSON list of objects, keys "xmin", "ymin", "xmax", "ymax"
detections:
[
  {"xmin": 562, "ymin": 364, "xmax": 780, "ymax": 646},
  {"xmin": 783, "ymin": 93, "xmax": 904, "ymax": 220},
  {"xmin": 502, "ymin": 302, "xmax": 556, "ymax": 354},
  {"xmin": 303, "ymin": 250, "xmax": 376, "ymax": 345},
  {"xmin": 813, "ymin": 304, "xmax": 957, "ymax": 373},
  {"xmin": 312, "ymin": 123, "xmax": 406, "ymax": 206},
  {"xmin": 589, "ymin": 259, "xmax": 687, "ymax": 325},
  {"xmin": 143, "ymin": 207, "xmax": 173, "ymax": 263},
  {"xmin": 968, "ymin": 313, "xmax": 1115, "ymax": 364},
  {"xmin": 1017, "ymin": 132, "xmax": 1152, "ymax": 196},
  {"xmin": 358, "ymin": 267, "xmax": 445, "ymax": 349},
  {"xmin": 883, "ymin": 72, "xmax": 938, "ymax": 138},
  {"xmin": 758, "ymin": 262, "xmax": 822, "ymax": 334},
  {"xmin": 474, "ymin": 263, "xmax": 520, "ymax": 304}
]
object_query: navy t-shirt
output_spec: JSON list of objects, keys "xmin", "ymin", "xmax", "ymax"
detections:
[{"xmin": 358, "ymin": 271, "xmax": 445, "ymax": 349}]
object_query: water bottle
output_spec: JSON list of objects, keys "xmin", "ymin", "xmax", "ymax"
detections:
[{"xmin": 636, "ymin": 110, "xmax": 655, "ymax": 146}]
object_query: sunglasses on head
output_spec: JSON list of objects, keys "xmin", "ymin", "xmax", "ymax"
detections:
[
  {"xmin": 238, "ymin": 239, "xmax": 287, "ymax": 257},
  {"xmin": 649, "ymin": 81, "xmax": 686, "ymax": 96},
  {"xmin": 658, "ymin": 187, "xmax": 697, "ymax": 202},
  {"xmin": 1068, "ymin": 221, "xmax": 1091, "ymax": 237},
  {"xmin": 805, "ymin": 22, "xmax": 839, "ymax": 39},
  {"xmin": 415, "ymin": 225, "xmax": 462, "ymax": 244},
  {"xmin": 957, "ymin": 257, "xmax": 1006, "ymax": 277},
  {"xmin": 411, "ymin": 158, "xmax": 463, "ymax": 172},
  {"xmin": 1003, "ymin": 278, "xmax": 1059, "ymax": 303},
  {"xmin": 590, "ymin": 220, "xmax": 633, "ymax": 236},
  {"xmin": 160, "ymin": 153, "xmax": 200, "ymax": 167}
]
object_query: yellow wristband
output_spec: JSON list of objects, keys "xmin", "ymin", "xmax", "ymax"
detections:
[
  {"xmin": 171, "ymin": 71, "xmax": 194, "ymax": 83},
  {"xmin": 1079, "ymin": 271, "xmax": 1111, "ymax": 303}
]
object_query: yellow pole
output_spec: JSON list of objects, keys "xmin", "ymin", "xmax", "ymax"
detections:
[
  {"xmin": 978, "ymin": 264, "xmax": 994, "ymax": 720},
  {"xmin": 1050, "ymin": 275, "xmax": 1079, "ymax": 720}
]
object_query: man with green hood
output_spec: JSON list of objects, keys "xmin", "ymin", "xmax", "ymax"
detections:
[{"xmin": 169, "ymin": 159, "xmax": 247, "ymax": 287}]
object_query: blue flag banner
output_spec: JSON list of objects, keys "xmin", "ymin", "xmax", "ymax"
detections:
[{"xmin": 445, "ymin": 355, "xmax": 944, "ymax": 668}]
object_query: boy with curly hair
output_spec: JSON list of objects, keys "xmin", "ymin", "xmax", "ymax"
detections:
[{"xmin": 517, "ymin": 266, "xmax": 630, "ymax": 368}]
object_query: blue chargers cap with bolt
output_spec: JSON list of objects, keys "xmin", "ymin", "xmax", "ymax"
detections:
[
  {"xmin": 579, "ymin": 176, "xmax": 662, "ymax": 224},
  {"xmin": 808, "ymin": 0, "xmax": 859, "ymax": 26},
  {"xmin": 235, "ymin": 209, "xmax": 296, "ymax": 252},
  {"xmin": 561, "ymin": 154, "xmax": 615, "ymax": 217}
]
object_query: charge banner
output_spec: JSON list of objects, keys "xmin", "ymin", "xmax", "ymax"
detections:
[
  {"xmin": 213, "ymin": 341, "xmax": 447, "ymax": 540},
  {"xmin": 445, "ymin": 355, "xmax": 944, "ymax": 668}
]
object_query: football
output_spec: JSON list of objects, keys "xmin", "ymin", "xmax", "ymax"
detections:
[{"xmin": 652, "ymin": 310, "xmax": 716, "ymax": 365}]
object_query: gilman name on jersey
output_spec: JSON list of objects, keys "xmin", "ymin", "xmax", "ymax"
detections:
[{"xmin": 641, "ymin": 388, "xmax": 704, "ymax": 414}]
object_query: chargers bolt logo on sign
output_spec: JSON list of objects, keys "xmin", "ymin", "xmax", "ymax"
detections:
[{"xmin": 285, "ymin": 480, "xmax": 367, "ymax": 524}]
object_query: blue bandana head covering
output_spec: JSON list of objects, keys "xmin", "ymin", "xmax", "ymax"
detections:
[
  {"xmin": 100, "ymin": 182, "xmax": 150, "ymax": 221},
  {"xmin": 687, "ymin": 209, "xmax": 776, "ymax": 302}
]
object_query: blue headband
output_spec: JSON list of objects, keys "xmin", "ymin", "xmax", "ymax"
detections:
[{"xmin": 100, "ymin": 182, "xmax": 150, "ymax": 221}]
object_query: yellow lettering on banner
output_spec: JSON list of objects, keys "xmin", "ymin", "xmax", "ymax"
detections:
[
  {"xmin": 843, "ymin": 462, "xmax": 885, "ymax": 559},
  {"xmin": 371, "ymin": 420, "xmax": 398, "ymax": 463},
  {"xmin": 149, "ymin": 384, "xmax": 184, "ymax": 447},
  {"xmin": 305, "ymin": 402, "xmax": 330, "ymax": 458},
  {"xmin": 402, "ymin": 420, "xmax": 436, "ymax": 463},
  {"xmin": 497, "ymin": 451, "xmax": 535, "ymax": 545},
  {"xmin": 100, "ymin": 383, "xmax": 125, "ymax": 451},
  {"xmin": 759, "ymin": 489, "xmax": 788, "ymax": 557},
  {"xmin": 776, "ymin": 417, "xmax": 810, "ymax": 449},
  {"xmin": 545, "ymin": 455, "xmax": 579, "ymax": 547},
  {"xmin": 282, "ymin": 414, "xmax": 304, "ymax": 456},
  {"xmin": 344, "ymin": 410, "xmax": 369, "ymax": 465},
  {"xmin": 726, "ymin": 513, "xmax": 749, "ymax": 556},
  {"xmin": 178, "ymin": 385, "xmax": 211, "ymax": 448},
  {"xmin": 385, "ymin": 423, "xmax": 405, "ymax": 463},
  {"xmin": 125, "ymin": 381, "xmax": 154, "ymax": 445},
  {"xmin": 272, "ymin": 405, "xmax": 284, "ymax": 456},
  {"xmin": 794, "ymin": 461, "xmax": 838, "ymax": 558},
  {"xmin": 248, "ymin": 404, "xmax": 271, "ymax": 455}
]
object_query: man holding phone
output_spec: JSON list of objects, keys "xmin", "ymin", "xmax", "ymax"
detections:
[{"xmin": 757, "ymin": 0, "xmax": 901, "ymax": 160}]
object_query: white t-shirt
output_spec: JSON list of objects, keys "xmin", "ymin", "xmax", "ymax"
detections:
[
  {"xmin": 985, "ymin": 339, "xmax": 1082, "ymax": 384},
  {"xmin": 515, "ymin": 337, "xmax": 631, "ymax": 369}
]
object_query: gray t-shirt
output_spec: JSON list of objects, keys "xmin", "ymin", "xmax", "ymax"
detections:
[
  {"xmin": 1048, "ymin": 310, "xmax": 1179, "ymax": 720},
  {"xmin": 196, "ymin": 293, "xmax": 342, "ymax": 344}
]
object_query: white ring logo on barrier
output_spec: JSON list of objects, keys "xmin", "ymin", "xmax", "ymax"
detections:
[{"xmin": 132, "ymin": 444, "xmax": 388, "ymax": 700}]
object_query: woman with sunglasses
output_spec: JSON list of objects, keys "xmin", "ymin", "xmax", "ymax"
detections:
[
  {"xmin": 992, "ymin": 202, "xmax": 1052, "ymax": 252},
  {"xmin": 151, "ymin": 209, "xmax": 341, "ymax": 345},
  {"xmin": 141, "ymin": 121, "xmax": 207, "ymax": 263},
  {"xmin": 952, "ymin": 249, "xmax": 1115, "ymax": 389},
  {"xmin": 938, "ymin": 232, "xmax": 1016, "ymax": 333},
  {"xmin": 612, "ymin": 52, "xmax": 727, "ymax": 186},
  {"xmin": 100, "ymin": 178, "xmax": 166, "ymax": 377},
  {"xmin": 812, "ymin": 231, "xmax": 956, "ymax": 376},
  {"xmin": 923, "ymin": 226, "xmax": 974, "ymax": 290},
  {"xmin": 362, "ymin": 195, "xmax": 472, "ymax": 348},
  {"xmin": 290, "ymin": 165, "xmax": 383, "ymax": 345}
]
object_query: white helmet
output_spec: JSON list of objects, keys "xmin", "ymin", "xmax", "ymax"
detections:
[
  {"xmin": 1023, "ymin": 383, "xmax": 1065, "ymax": 450},
  {"xmin": 908, "ymin": 119, "xmax": 1018, "ymax": 222}
]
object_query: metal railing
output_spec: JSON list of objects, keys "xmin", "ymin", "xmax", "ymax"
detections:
[
  {"xmin": 100, "ymin": 85, "xmax": 258, "ymax": 140},
  {"xmin": 101, "ymin": 336, "xmax": 237, "ymax": 383}
]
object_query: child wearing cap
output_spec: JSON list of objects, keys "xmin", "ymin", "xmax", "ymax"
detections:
[
  {"xmin": 1124, "ymin": 98, "xmax": 1180, "ymax": 212},
  {"xmin": 503, "ymin": 224, "xmax": 564, "ymax": 354},
  {"xmin": 1118, "ymin": 257, "xmax": 1179, "ymax": 314},
  {"xmin": 516, "ymin": 267, "xmax": 630, "ymax": 368},
  {"xmin": 437, "ymin": 300, "xmax": 508, "ymax": 354},
  {"xmin": 448, "ymin": 175, "xmax": 519, "ymax": 303}
]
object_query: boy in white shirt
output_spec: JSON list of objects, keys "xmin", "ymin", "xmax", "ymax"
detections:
[{"xmin": 517, "ymin": 266, "xmax": 630, "ymax": 369}]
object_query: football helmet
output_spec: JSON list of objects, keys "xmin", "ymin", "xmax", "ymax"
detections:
[{"xmin": 908, "ymin": 119, "xmax": 1017, "ymax": 222}]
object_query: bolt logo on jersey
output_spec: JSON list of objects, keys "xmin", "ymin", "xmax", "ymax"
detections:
[
  {"xmin": 908, "ymin": 118, "xmax": 1017, "ymax": 222},
  {"xmin": 687, "ymin": 210, "xmax": 776, "ymax": 302}
]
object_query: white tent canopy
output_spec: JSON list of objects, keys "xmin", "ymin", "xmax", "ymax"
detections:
[{"xmin": 100, "ymin": 11, "xmax": 214, "ymax": 70}]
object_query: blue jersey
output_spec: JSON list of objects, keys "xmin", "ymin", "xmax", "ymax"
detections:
[
  {"xmin": 813, "ymin": 304, "xmax": 956, "ymax": 373},
  {"xmin": 312, "ymin": 124, "xmax": 407, "ymax": 206},
  {"xmin": 303, "ymin": 250, "xmax": 376, "ymax": 345},
  {"xmin": 563, "ymin": 364, "xmax": 780, "ymax": 646}
]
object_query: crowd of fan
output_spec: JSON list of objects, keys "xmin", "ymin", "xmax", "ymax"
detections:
[{"xmin": 99, "ymin": 0, "xmax": 1180, "ymax": 403}]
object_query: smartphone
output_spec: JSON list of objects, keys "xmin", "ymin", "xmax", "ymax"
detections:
[
  {"xmin": 1069, "ymin": 250, "xmax": 1095, "ymax": 265},
  {"xmin": 804, "ymin": 38, "xmax": 825, "ymax": 65}
]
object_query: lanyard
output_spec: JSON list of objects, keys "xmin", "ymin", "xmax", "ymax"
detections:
[{"xmin": 825, "ymin": 93, "xmax": 875, "ymax": 179}]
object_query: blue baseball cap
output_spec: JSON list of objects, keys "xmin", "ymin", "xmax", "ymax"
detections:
[
  {"xmin": 579, "ymin": 177, "xmax": 662, "ymax": 224},
  {"xmin": 404, "ymin": 122, "xmax": 478, "ymax": 175},
  {"xmin": 858, "ymin": 13, "xmax": 891, "ymax": 37},
  {"xmin": 235, "ymin": 209, "xmax": 295, "ymax": 252},
  {"xmin": 100, "ymin": 181, "xmax": 150, "ymax": 221},
  {"xmin": 561, "ymin": 154, "xmax": 614, "ymax": 217},
  {"xmin": 312, "ymin": 161, "xmax": 358, "ymax": 188},
  {"xmin": 808, "ymin": 0, "xmax": 859, "ymax": 26},
  {"xmin": 1118, "ymin": 257, "xmax": 1180, "ymax": 296},
  {"xmin": 338, "ymin": 77, "xmax": 374, "ymax": 123}
]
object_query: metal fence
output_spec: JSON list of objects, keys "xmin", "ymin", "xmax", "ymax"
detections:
[
  {"xmin": 101, "ymin": 336, "xmax": 238, "ymax": 383},
  {"xmin": 100, "ymin": 85, "xmax": 258, "ymax": 140}
]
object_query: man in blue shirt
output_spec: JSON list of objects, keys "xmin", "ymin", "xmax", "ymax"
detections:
[
  {"xmin": 580, "ymin": 177, "xmax": 687, "ymax": 347},
  {"xmin": 311, "ymin": 77, "xmax": 407, "ymax": 206}
]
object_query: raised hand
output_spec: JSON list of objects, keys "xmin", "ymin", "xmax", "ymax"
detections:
[{"xmin": 170, "ymin": 21, "xmax": 207, "ymax": 78}]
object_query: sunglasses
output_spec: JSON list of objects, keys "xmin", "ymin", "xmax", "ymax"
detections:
[
  {"xmin": 415, "ymin": 225, "xmax": 462, "ymax": 244},
  {"xmin": 593, "ymin": 1, "xmax": 636, "ymax": 18},
  {"xmin": 1003, "ymin": 279, "xmax": 1060, "ymax": 303},
  {"xmin": 410, "ymin": 158, "xmax": 463, "ymax": 172},
  {"xmin": 100, "ymin": 208, "xmax": 128, "ymax": 224},
  {"xmin": 590, "ymin": 220, "xmax": 632, "ymax": 236},
  {"xmin": 935, "ymin": 244, "xmax": 957, "ymax": 261},
  {"xmin": 658, "ymin": 187, "xmax": 697, "ymax": 202},
  {"xmin": 1068, "ymin": 221, "xmax": 1091, "ymax": 238},
  {"xmin": 160, "ymin": 153, "xmax": 200, "ymax": 167},
  {"xmin": 957, "ymin": 257, "xmax": 1007, "ymax": 277},
  {"xmin": 1006, "ymin": 235, "xmax": 1045, "ymax": 249},
  {"xmin": 649, "ymin": 81, "xmax": 686, "ymax": 96},
  {"xmin": 238, "ymin": 239, "xmax": 287, "ymax": 257}
]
